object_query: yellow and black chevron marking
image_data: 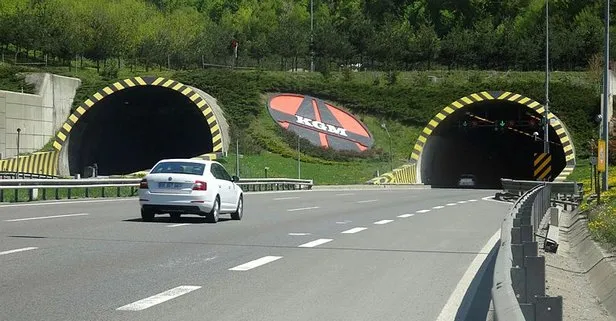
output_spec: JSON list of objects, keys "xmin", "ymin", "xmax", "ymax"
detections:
[
  {"xmin": 409, "ymin": 91, "xmax": 576, "ymax": 181},
  {"xmin": 52, "ymin": 77, "xmax": 223, "ymax": 154},
  {"xmin": 534, "ymin": 152, "xmax": 552, "ymax": 181},
  {"xmin": 0, "ymin": 151, "xmax": 59, "ymax": 176},
  {"xmin": 367, "ymin": 164, "xmax": 417, "ymax": 185}
]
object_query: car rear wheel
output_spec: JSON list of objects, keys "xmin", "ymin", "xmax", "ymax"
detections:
[
  {"xmin": 141, "ymin": 208, "xmax": 154, "ymax": 222},
  {"xmin": 231, "ymin": 195, "xmax": 243, "ymax": 220},
  {"xmin": 206, "ymin": 197, "xmax": 220, "ymax": 223}
]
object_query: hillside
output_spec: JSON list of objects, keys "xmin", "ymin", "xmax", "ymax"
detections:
[{"xmin": 0, "ymin": 64, "xmax": 601, "ymax": 184}]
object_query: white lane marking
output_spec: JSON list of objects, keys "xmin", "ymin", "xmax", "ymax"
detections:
[
  {"xmin": 229, "ymin": 256, "xmax": 283, "ymax": 271},
  {"xmin": 446, "ymin": 203, "xmax": 457, "ymax": 206},
  {"xmin": 0, "ymin": 247, "xmax": 38, "ymax": 256},
  {"xmin": 433, "ymin": 206, "xmax": 445, "ymax": 209},
  {"xmin": 468, "ymin": 199, "xmax": 478, "ymax": 202},
  {"xmin": 336, "ymin": 220, "xmax": 352, "ymax": 224},
  {"xmin": 357, "ymin": 199, "xmax": 378, "ymax": 203},
  {"xmin": 167, "ymin": 223, "xmax": 191, "ymax": 228},
  {"xmin": 298, "ymin": 238, "xmax": 333, "ymax": 248},
  {"xmin": 435, "ymin": 229, "xmax": 501, "ymax": 321},
  {"xmin": 342, "ymin": 227, "xmax": 367, "ymax": 234},
  {"xmin": 481, "ymin": 196, "xmax": 512, "ymax": 204},
  {"xmin": 116, "ymin": 285, "xmax": 202, "ymax": 311},
  {"xmin": 287, "ymin": 206, "xmax": 319, "ymax": 212},
  {"xmin": 4, "ymin": 213, "xmax": 89, "ymax": 222},
  {"xmin": 374, "ymin": 219, "xmax": 393, "ymax": 225},
  {"xmin": 288, "ymin": 233, "xmax": 311, "ymax": 236},
  {"xmin": 0, "ymin": 198, "xmax": 135, "ymax": 208},
  {"xmin": 273, "ymin": 197, "xmax": 300, "ymax": 201},
  {"xmin": 336, "ymin": 193, "xmax": 355, "ymax": 196},
  {"xmin": 397, "ymin": 214, "xmax": 415, "ymax": 218},
  {"xmin": 416, "ymin": 209, "xmax": 430, "ymax": 213},
  {"xmin": 457, "ymin": 201, "xmax": 468, "ymax": 204}
]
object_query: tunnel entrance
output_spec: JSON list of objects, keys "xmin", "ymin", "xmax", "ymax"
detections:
[
  {"xmin": 68, "ymin": 86, "xmax": 214, "ymax": 176},
  {"xmin": 420, "ymin": 101, "xmax": 566, "ymax": 189}
]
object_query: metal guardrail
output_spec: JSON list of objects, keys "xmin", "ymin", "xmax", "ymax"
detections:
[
  {"xmin": 0, "ymin": 172, "xmax": 58, "ymax": 179},
  {"xmin": 500, "ymin": 178, "xmax": 583, "ymax": 201},
  {"xmin": 0, "ymin": 177, "xmax": 314, "ymax": 202},
  {"xmin": 492, "ymin": 183, "xmax": 563, "ymax": 321}
]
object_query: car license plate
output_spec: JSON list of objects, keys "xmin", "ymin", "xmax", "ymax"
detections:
[{"xmin": 158, "ymin": 182, "xmax": 183, "ymax": 189}]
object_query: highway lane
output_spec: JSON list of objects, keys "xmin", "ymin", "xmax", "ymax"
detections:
[{"xmin": 0, "ymin": 188, "xmax": 509, "ymax": 321}]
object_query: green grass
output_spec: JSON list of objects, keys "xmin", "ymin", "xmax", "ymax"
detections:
[{"xmin": 219, "ymin": 152, "xmax": 405, "ymax": 185}]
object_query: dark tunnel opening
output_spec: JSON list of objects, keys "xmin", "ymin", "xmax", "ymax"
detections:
[
  {"xmin": 68, "ymin": 86, "xmax": 213, "ymax": 176},
  {"xmin": 420, "ymin": 101, "xmax": 566, "ymax": 189}
]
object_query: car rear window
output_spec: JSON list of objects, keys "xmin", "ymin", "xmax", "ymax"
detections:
[{"xmin": 150, "ymin": 161, "xmax": 206, "ymax": 176}]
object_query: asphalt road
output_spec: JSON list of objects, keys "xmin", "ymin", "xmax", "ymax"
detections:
[{"xmin": 0, "ymin": 188, "xmax": 510, "ymax": 321}]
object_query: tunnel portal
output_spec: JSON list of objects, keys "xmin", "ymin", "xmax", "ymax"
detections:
[
  {"xmin": 419, "ymin": 100, "xmax": 567, "ymax": 189},
  {"xmin": 67, "ymin": 85, "xmax": 214, "ymax": 176}
]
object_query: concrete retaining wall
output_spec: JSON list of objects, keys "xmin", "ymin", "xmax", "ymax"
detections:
[{"xmin": 0, "ymin": 73, "xmax": 80, "ymax": 159}]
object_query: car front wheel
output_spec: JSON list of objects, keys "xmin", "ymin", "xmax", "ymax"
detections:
[{"xmin": 231, "ymin": 195, "xmax": 243, "ymax": 220}]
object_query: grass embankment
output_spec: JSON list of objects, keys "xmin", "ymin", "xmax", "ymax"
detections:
[
  {"xmin": 570, "ymin": 161, "xmax": 616, "ymax": 249},
  {"xmin": 0, "ymin": 186, "xmax": 137, "ymax": 203}
]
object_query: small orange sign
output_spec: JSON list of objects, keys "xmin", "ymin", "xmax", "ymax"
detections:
[{"xmin": 598, "ymin": 139, "xmax": 606, "ymax": 172}]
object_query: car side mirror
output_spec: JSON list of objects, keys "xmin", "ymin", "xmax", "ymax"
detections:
[{"xmin": 231, "ymin": 175, "xmax": 239, "ymax": 182}]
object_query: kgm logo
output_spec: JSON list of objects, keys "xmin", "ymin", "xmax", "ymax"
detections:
[{"xmin": 267, "ymin": 94, "xmax": 374, "ymax": 152}]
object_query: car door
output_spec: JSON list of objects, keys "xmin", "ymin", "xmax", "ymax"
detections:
[{"xmin": 211, "ymin": 163, "xmax": 234, "ymax": 210}]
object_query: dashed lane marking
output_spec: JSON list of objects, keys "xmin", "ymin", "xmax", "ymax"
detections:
[
  {"xmin": 273, "ymin": 197, "xmax": 300, "ymax": 201},
  {"xmin": 416, "ymin": 210, "xmax": 430, "ymax": 213},
  {"xmin": 0, "ymin": 247, "xmax": 38, "ymax": 256},
  {"xmin": 229, "ymin": 256, "xmax": 283, "ymax": 271},
  {"xmin": 357, "ymin": 199, "xmax": 378, "ymax": 203},
  {"xmin": 397, "ymin": 214, "xmax": 415, "ymax": 218},
  {"xmin": 298, "ymin": 239, "xmax": 333, "ymax": 248},
  {"xmin": 4, "ymin": 213, "xmax": 89, "ymax": 222},
  {"xmin": 116, "ymin": 285, "xmax": 202, "ymax": 311},
  {"xmin": 433, "ymin": 206, "xmax": 445, "ymax": 209},
  {"xmin": 287, "ymin": 206, "xmax": 320, "ymax": 212},
  {"xmin": 341, "ymin": 227, "xmax": 367, "ymax": 234},
  {"xmin": 374, "ymin": 219, "xmax": 393, "ymax": 225}
]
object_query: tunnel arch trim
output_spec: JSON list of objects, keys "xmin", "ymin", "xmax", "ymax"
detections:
[
  {"xmin": 51, "ymin": 76, "xmax": 224, "ymax": 154},
  {"xmin": 410, "ymin": 91, "xmax": 576, "ymax": 182}
]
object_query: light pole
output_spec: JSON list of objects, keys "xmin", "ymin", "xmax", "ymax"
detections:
[
  {"xmin": 235, "ymin": 138, "xmax": 240, "ymax": 177},
  {"xmin": 16, "ymin": 128, "xmax": 21, "ymax": 178},
  {"xmin": 544, "ymin": 0, "xmax": 550, "ymax": 154},
  {"xmin": 601, "ymin": 0, "xmax": 611, "ymax": 191},
  {"xmin": 381, "ymin": 123, "xmax": 393, "ymax": 172},
  {"xmin": 297, "ymin": 134, "xmax": 301, "ymax": 179},
  {"xmin": 310, "ymin": 0, "xmax": 315, "ymax": 72}
]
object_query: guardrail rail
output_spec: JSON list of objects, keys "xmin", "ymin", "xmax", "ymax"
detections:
[
  {"xmin": 0, "ymin": 177, "xmax": 314, "ymax": 202},
  {"xmin": 492, "ymin": 182, "xmax": 563, "ymax": 321},
  {"xmin": 500, "ymin": 178, "xmax": 583, "ymax": 203}
]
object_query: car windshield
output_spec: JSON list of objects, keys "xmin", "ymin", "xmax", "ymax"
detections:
[{"xmin": 150, "ymin": 161, "xmax": 206, "ymax": 176}]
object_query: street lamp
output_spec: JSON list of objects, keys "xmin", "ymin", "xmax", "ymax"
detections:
[
  {"xmin": 16, "ymin": 128, "xmax": 21, "ymax": 178},
  {"xmin": 544, "ymin": 0, "xmax": 551, "ymax": 154},
  {"xmin": 381, "ymin": 123, "xmax": 393, "ymax": 172},
  {"xmin": 601, "ymin": 0, "xmax": 611, "ymax": 191},
  {"xmin": 310, "ymin": 0, "xmax": 315, "ymax": 72},
  {"xmin": 297, "ymin": 134, "xmax": 301, "ymax": 179}
]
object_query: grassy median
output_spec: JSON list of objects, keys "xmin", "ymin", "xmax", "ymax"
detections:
[{"xmin": 0, "ymin": 186, "xmax": 138, "ymax": 203}]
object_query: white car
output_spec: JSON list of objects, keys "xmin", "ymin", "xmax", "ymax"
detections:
[{"xmin": 138, "ymin": 159, "xmax": 244, "ymax": 223}]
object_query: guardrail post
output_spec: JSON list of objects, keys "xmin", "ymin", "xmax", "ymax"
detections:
[
  {"xmin": 524, "ymin": 256, "xmax": 546, "ymax": 304},
  {"xmin": 68, "ymin": 188, "xmax": 72, "ymax": 199},
  {"xmin": 55, "ymin": 188, "xmax": 59, "ymax": 200},
  {"xmin": 116, "ymin": 186, "xmax": 120, "ymax": 197},
  {"xmin": 102, "ymin": 187, "xmax": 106, "ymax": 197},
  {"xmin": 85, "ymin": 187, "xmax": 89, "ymax": 198},
  {"xmin": 534, "ymin": 296, "xmax": 562, "ymax": 321},
  {"xmin": 511, "ymin": 266, "xmax": 527, "ymax": 302},
  {"xmin": 42, "ymin": 188, "xmax": 46, "ymax": 200},
  {"xmin": 14, "ymin": 188, "xmax": 18, "ymax": 202},
  {"xmin": 520, "ymin": 304, "xmax": 536, "ymax": 321}
]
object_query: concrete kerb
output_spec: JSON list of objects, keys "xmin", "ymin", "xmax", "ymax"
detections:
[
  {"xmin": 565, "ymin": 208, "xmax": 616, "ymax": 319},
  {"xmin": 311, "ymin": 184, "xmax": 430, "ymax": 190}
]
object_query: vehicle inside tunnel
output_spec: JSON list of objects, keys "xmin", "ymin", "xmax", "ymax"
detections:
[
  {"xmin": 68, "ymin": 86, "xmax": 214, "ymax": 176},
  {"xmin": 420, "ymin": 101, "xmax": 566, "ymax": 189}
]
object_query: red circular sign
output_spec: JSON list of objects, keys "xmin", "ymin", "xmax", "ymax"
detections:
[{"xmin": 267, "ymin": 94, "xmax": 374, "ymax": 152}]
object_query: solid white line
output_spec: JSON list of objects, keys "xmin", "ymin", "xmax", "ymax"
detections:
[
  {"xmin": 374, "ymin": 219, "xmax": 393, "ymax": 225},
  {"xmin": 481, "ymin": 196, "xmax": 512, "ymax": 204},
  {"xmin": 229, "ymin": 256, "xmax": 283, "ymax": 271},
  {"xmin": 0, "ymin": 198, "xmax": 134, "ymax": 208},
  {"xmin": 341, "ymin": 227, "xmax": 367, "ymax": 234},
  {"xmin": 273, "ymin": 197, "xmax": 300, "ymax": 201},
  {"xmin": 116, "ymin": 285, "xmax": 201, "ymax": 311},
  {"xmin": 0, "ymin": 247, "xmax": 38, "ymax": 256},
  {"xmin": 287, "ymin": 206, "xmax": 319, "ymax": 212},
  {"xmin": 435, "ymin": 229, "xmax": 501, "ymax": 321},
  {"xmin": 298, "ymin": 238, "xmax": 333, "ymax": 248},
  {"xmin": 397, "ymin": 214, "xmax": 415, "ymax": 218},
  {"xmin": 288, "ymin": 233, "xmax": 311, "ymax": 236},
  {"xmin": 167, "ymin": 223, "xmax": 191, "ymax": 228},
  {"xmin": 416, "ymin": 209, "xmax": 430, "ymax": 213},
  {"xmin": 4, "ymin": 213, "xmax": 89, "ymax": 222},
  {"xmin": 446, "ymin": 203, "xmax": 457, "ymax": 206},
  {"xmin": 357, "ymin": 199, "xmax": 378, "ymax": 203},
  {"xmin": 457, "ymin": 201, "xmax": 468, "ymax": 204},
  {"xmin": 336, "ymin": 193, "xmax": 355, "ymax": 196},
  {"xmin": 433, "ymin": 206, "xmax": 445, "ymax": 209}
]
